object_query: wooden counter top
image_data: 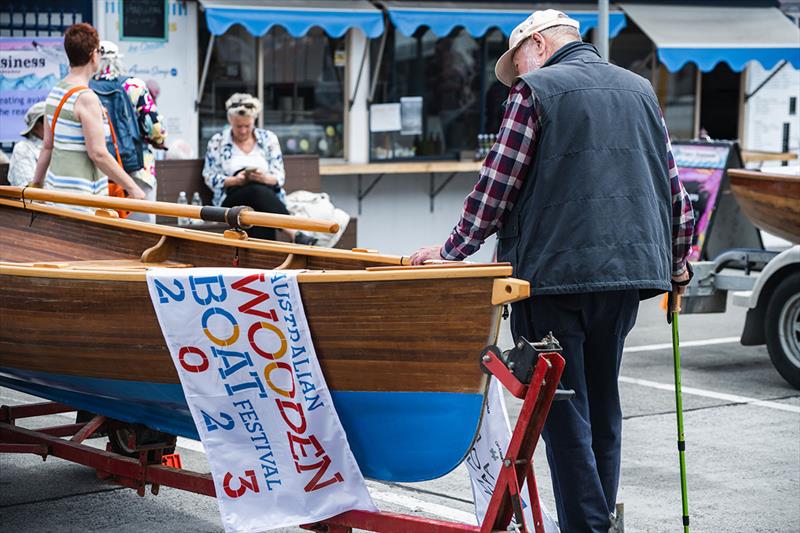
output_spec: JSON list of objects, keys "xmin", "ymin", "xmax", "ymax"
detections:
[
  {"xmin": 741, "ymin": 150, "xmax": 798, "ymax": 164},
  {"xmin": 320, "ymin": 160, "xmax": 483, "ymax": 176}
]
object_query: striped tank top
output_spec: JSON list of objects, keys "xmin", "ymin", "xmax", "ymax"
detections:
[{"xmin": 44, "ymin": 80, "xmax": 110, "ymax": 211}]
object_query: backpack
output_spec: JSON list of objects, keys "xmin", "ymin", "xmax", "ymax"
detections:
[{"xmin": 89, "ymin": 77, "xmax": 144, "ymax": 173}]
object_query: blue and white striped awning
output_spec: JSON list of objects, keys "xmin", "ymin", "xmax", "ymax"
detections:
[
  {"xmin": 200, "ymin": 0, "xmax": 385, "ymax": 38},
  {"xmin": 620, "ymin": 4, "xmax": 800, "ymax": 72},
  {"xmin": 382, "ymin": 1, "xmax": 628, "ymax": 38}
]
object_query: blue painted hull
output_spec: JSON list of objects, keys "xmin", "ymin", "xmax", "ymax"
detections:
[{"xmin": 0, "ymin": 368, "xmax": 484, "ymax": 482}]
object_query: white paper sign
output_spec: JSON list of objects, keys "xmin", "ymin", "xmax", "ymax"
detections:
[
  {"xmin": 146, "ymin": 268, "xmax": 377, "ymax": 533},
  {"xmin": 467, "ymin": 377, "xmax": 559, "ymax": 532},
  {"xmin": 369, "ymin": 103, "xmax": 402, "ymax": 132}
]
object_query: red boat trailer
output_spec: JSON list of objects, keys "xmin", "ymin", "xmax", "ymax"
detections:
[{"xmin": 0, "ymin": 349, "xmax": 564, "ymax": 533}]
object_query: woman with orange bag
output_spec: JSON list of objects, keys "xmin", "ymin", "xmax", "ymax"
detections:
[{"xmin": 31, "ymin": 23, "xmax": 144, "ymax": 211}]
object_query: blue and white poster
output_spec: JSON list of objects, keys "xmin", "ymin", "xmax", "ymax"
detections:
[{"xmin": 0, "ymin": 37, "xmax": 68, "ymax": 142}]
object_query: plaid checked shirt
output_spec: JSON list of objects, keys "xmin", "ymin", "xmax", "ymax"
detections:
[{"xmin": 441, "ymin": 80, "xmax": 695, "ymax": 276}]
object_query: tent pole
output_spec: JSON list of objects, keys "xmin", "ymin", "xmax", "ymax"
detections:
[
  {"xmin": 195, "ymin": 34, "xmax": 215, "ymax": 111},
  {"xmin": 595, "ymin": 0, "xmax": 609, "ymax": 60},
  {"xmin": 257, "ymin": 35, "xmax": 264, "ymax": 129}
]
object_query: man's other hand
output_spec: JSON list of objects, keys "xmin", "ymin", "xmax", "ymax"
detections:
[
  {"xmin": 672, "ymin": 269, "xmax": 691, "ymax": 295},
  {"xmin": 410, "ymin": 245, "xmax": 444, "ymax": 265}
]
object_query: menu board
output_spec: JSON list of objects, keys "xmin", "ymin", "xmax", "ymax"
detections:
[
  {"xmin": 672, "ymin": 143, "xmax": 731, "ymax": 261},
  {"xmin": 121, "ymin": 0, "xmax": 167, "ymax": 41},
  {"xmin": 672, "ymin": 141, "xmax": 762, "ymax": 260}
]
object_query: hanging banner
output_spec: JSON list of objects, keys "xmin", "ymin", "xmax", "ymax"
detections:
[
  {"xmin": 467, "ymin": 377, "xmax": 559, "ymax": 532},
  {"xmin": 146, "ymin": 268, "xmax": 376, "ymax": 533},
  {"xmin": 0, "ymin": 37, "xmax": 68, "ymax": 142}
]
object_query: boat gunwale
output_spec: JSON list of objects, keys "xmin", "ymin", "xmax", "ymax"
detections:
[
  {"xmin": 728, "ymin": 169, "xmax": 800, "ymax": 185},
  {"xmin": 0, "ymin": 261, "xmax": 517, "ymax": 284}
]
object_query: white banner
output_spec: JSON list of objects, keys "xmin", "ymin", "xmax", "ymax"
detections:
[
  {"xmin": 146, "ymin": 268, "xmax": 377, "ymax": 533},
  {"xmin": 467, "ymin": 377, "xmax": 559, "ymax": 532}
]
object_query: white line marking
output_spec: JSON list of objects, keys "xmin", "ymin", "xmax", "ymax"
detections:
[
  {"xmin": 619, "ymin": 376, "xmax": 800, "ymax": 413},
  {"xmin": 624, "ymin": 337, "xmax": 740, "ymax": 353},
  {"xmin": 367, "ymin": 489, "xmax": 477, "ymax": 525}
]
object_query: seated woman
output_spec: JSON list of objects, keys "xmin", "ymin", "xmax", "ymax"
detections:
[{"xmin": 203, "ymin": 93, "xmax": 315, "ymax": 244}]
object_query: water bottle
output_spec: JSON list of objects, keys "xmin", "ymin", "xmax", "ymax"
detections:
[
  {"xmin": 176, "ymin": 191, "xmax": 190, "ymax": 226},
  {"xmin": 190, "ymin": 192, "xmax": 203, "ymax": 225}
]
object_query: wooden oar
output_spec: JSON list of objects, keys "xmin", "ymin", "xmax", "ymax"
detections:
[{"xmin": 0, "ymin": 186, "xmax": 338, "ymax": 234}]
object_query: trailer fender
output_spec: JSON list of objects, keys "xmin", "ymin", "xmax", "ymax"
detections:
[{"xmin": 745, "ymin": 246, "xmax": 800, "ymax": 311}]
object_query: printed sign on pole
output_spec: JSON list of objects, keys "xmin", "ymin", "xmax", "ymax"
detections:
[
  {"xmin": 467, "ymin": 377, "xmax": 559, "ymax": 532},
  {"xmin": 146, "ymin": 268, "xmax": 376, "ymax": 533},
  {"xmin": 0, "ymin": 37, "xmax": 68, "ymax": 142}
]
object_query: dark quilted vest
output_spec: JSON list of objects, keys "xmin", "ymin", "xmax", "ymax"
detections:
[{"xmin": 497, "ymin": 42, "xmax": 672, "ymax": 296}]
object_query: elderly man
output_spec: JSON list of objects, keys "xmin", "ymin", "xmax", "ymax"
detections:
[{"xmin": 411, "ymin": 10, "xmax": 694, "ymax": 533}]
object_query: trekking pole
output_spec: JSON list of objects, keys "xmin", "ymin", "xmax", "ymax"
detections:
[{"xmin": 667, "ymin": 290, "xmax": 690, "ymax": 533}]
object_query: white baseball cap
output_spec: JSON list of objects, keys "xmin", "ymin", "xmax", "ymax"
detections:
[{"xmin": 495, "ymin": 10, "xmax": 580, "ymax": 87}]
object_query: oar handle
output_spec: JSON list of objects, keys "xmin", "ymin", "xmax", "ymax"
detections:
[{"xmin": 0, "ymin": 186, "xmax": 338, "ymax": 234}]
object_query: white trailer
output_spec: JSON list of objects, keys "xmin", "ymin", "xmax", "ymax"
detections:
[{"xmin": 685, "ymin": 246, "xmax": 800, "ymax": 388}]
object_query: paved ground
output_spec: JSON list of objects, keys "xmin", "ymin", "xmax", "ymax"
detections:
[{"xmin": 2, "ymin": 295, "xmax": 799, "ymax": 532}]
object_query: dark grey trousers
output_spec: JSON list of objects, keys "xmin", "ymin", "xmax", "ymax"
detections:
[{"xmin": 511, "ymin": 290, "xmax": 640, "ymax": 533}]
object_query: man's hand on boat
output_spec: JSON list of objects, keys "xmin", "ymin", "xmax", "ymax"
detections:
[{"xmin": 410, "ymin": 244, "xmax": 444, "ymax": 265}]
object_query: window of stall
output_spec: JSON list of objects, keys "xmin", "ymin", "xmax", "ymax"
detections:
[
  {"xmin": 370, "ymin": 26, "xmax": 484, "ymax": 160},
  {"xmin": 197, "ymin": 18, "xmax": 345, "ymax": 158},
  {"xmin": 261, "ymin": 27, "xmax": 345, "ymax": 158},
  {"xmin": 611, "ymin": 23, "xmax": 697, "ymax": 140},
  {"xmin": 198, "ymin": 21, "xmax": 258, "ymax": 151}
]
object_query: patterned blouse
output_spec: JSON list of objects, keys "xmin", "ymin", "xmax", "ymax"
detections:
[{"xmin": 202, "ymin": 127, "xmax": 286, "ymax": 207}]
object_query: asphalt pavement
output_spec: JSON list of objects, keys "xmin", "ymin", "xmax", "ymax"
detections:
[{"xmin": 1, "ymin": 295, "xmax": 798, "ymax": 532}]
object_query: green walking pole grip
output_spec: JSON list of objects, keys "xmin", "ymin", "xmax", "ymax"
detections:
[{"xmin": 668, "ymin": 290, "xmax": 690, "ymax": 532}]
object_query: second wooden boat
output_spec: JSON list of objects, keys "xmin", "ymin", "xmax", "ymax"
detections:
[
  {"xmin": 0, "ymin": 193, "xmax": 528, "ymax": 482},
  {"xmin": 728, "ymin": 168, "xmax": 800, "ymax": 244}
]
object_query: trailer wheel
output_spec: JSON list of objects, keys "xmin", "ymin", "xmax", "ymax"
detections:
[{"xmin": 765, "ymin": 272, "xmax": 800, "ymax": 389}]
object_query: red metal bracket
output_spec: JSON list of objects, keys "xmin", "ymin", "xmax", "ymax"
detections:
[{"xmin": 304, "ymin": 350, "xmax": 565, "ymax": 533}]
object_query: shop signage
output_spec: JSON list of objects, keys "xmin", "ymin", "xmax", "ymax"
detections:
[
  {"xmin": 0, "ymin": 37, "xmax": 68, "ymax": 142},
  {"xmin": 100, "ymin": 0, "xmax": 199, "ymax": 156},
  {"xmin": 146, "ymin": 268, "xmax": 376, "ymax": 533},
  {"xmin": 121, "ymin": 0, "xmax": 168, "ymax": 42}
]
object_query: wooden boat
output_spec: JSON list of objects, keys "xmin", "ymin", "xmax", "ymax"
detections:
[
  {"xmin": 728, "ymin": 169, "xmax": 800, "ymax": 244},
  {"xmin": 0, "ymin": 190, "xmax": 528, "ymax": 482}
]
